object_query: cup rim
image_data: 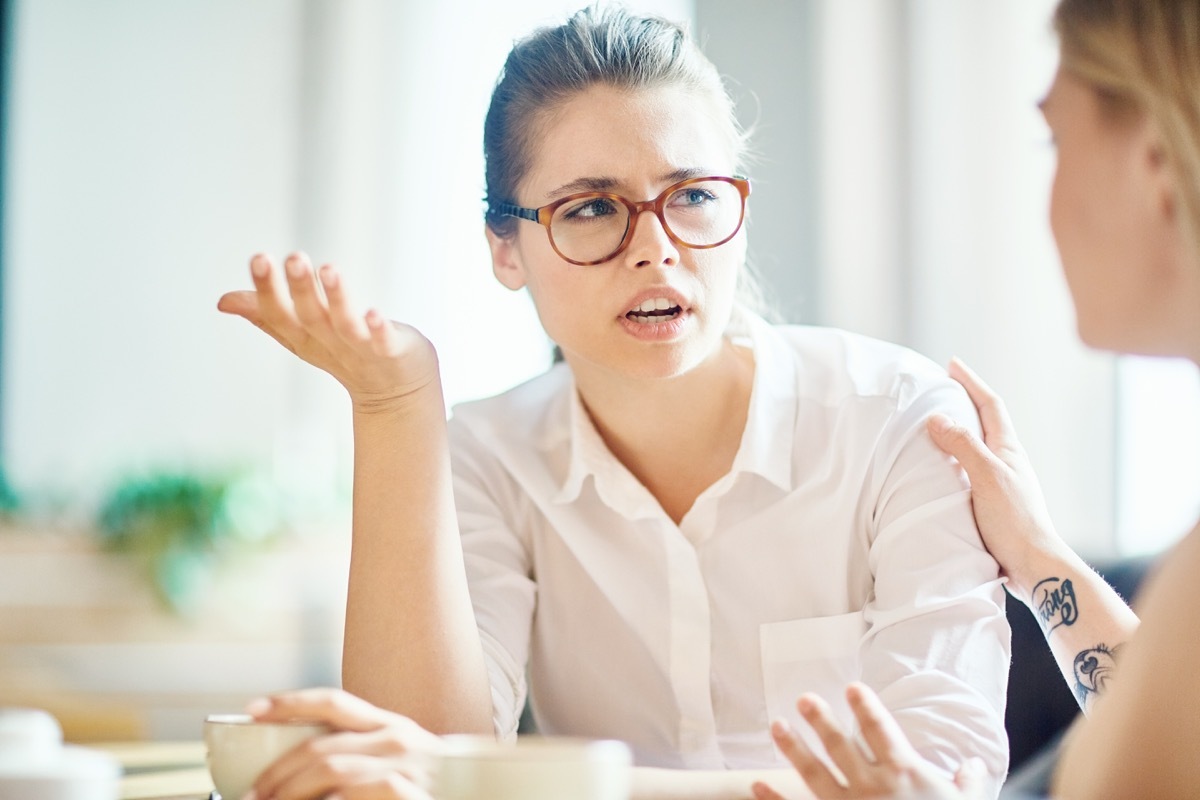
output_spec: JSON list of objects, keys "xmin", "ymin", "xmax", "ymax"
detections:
[
  {"xmin": 204, "ymin": 714, "xmax": 329, "ymax": 728},
  {"xmin": 439, "ymin": 735, "xmax": 631, "ymax": 763}
]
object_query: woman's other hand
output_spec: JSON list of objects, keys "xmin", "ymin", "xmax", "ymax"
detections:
[
  {"xmin": 218, "ymin": 252, "xmax": 440, "ymax": 416},
  {"xmin": 926, "ymin": 357, "xmax": 1073, "ymax": 600},
  {"xmin": 245, "ymin": 687, "xmax": 443, "ymax": 800},
  {"xmin": 751, "ymin": 683, "xmax": 985, "ymax": 800}
]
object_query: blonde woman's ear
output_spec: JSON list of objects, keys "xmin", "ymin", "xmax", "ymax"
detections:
[
  {"xmin": 1137, "ymin": 121, "xmax": 1178, "ymax": 223},
  {"xmin": 485, "ymin": 224, "xmax": 528, "ymax": 291}
]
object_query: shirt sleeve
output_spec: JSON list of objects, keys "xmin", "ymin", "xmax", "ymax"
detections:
[
  {"xmin": 447, "ymin": 418, "xmax": 537, "ymax": 741},
  {"xmin": 860, "ymin": 375, "xmax": 1011, "ymax": 797}
]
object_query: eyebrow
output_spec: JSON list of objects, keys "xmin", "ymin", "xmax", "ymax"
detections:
[{"xmin": 544, "ymin": 167, "xmax": 712, "ymax": 200}]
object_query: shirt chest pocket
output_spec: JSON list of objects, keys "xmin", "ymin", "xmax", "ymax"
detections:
[{"xmin": 759, "ymin": 611, "xmax": 867, "ymax": 735}]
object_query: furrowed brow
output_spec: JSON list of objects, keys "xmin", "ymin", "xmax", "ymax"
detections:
[{"xmin": 546, "ymin": 177, "xmax": 620, "ymax": 198}]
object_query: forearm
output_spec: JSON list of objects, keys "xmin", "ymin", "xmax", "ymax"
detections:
[
  {"xmin": 632, "ymin": 767, "xmax": 811, "ymax": 800},
  {"xmin": 341, "ymin": 379, "xmax": 492, "ymax": 734},
  {"xmin": 1013, "ymin": 548, "xmax": 1140, "ymax": 714}
]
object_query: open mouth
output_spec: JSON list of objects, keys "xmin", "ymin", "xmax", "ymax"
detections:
[{"xmin": 626, "ymin": 297, "xmax": 683, "ymax": 324}]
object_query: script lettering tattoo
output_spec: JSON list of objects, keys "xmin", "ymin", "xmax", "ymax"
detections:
[
  {"xmin": 1073, "ymin": 643, "xmax": 1123, "ymax": 708},
  {"xmin": 1032, "ymin": 576, "xmax": 1079, "ymax": 633}
]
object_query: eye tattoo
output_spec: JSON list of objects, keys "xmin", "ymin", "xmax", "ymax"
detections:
[{"xmin": 1073, "ymin": 643, "xmax": 1123, "ymax": 707}]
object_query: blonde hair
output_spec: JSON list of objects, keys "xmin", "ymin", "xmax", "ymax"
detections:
[{"xmin": 1054, "ymin": 0, "xmax": 1200, "ymax": 258}]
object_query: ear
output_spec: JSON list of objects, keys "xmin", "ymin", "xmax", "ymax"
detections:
[
  {"xmin": 485, "ymin": 225, "xmax": 528, "ymax": 291},
  {"xmin": 1139, "ymin": 120, "xmax": 1178, "ymax": 223}
]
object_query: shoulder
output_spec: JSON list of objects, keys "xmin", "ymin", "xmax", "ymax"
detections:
[
  {"xmin": 763, "ymin": 323, "xmax": 966, "ymax": 415},
  {"xmin": 447, "ymin": 363, "xmax": 572, "ymax": 454}
]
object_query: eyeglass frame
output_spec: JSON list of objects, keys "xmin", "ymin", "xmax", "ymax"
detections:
[{"xmin": 490, "ymin": 175, "xmax": 752, "ymax": 266}]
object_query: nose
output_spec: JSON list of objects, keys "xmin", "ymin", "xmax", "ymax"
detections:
[{"xmin": 621, "ymin": 208, "xmax": 680, "ymax": 269}]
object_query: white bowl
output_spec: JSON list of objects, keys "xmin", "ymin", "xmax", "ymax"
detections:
[
  {"xmin": 0, "ymin": 708, "xmax": 120, "ymax": 800},
  {"xmin": 434, "ymin": 735, "xmax": 632, "ymax": 800}
]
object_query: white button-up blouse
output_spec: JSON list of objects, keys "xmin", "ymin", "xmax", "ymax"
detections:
[{"xmin": 446, "ymin": 311, "xmax": 1010, "ymax": 790}]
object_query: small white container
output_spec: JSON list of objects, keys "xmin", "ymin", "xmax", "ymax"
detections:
[{"xmin": 0, "ymin": 708, "xmax": 120, "ymax": 800}]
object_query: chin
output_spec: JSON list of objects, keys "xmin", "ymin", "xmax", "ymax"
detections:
[{"xmin": 1076, "ymin": 317, "xmax": 1183, "ymax": 359}]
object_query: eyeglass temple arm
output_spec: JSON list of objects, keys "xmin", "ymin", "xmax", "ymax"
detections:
[{"xmin": 493, "ymin": 202, "xmax": 540, "ymax": 222}]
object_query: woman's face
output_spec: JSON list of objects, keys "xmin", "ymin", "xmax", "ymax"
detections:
[
  {"xmin": 1042, "ymin": 66, "xmax": 1190, "ymax": 356},
  {"xmin": 486, "ymin": 84, "xmax": 745, "ymax": 384}
]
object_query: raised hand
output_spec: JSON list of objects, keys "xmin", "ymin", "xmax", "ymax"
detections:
[
  {"xmin": 218, "ymin": 253, "xmax": 441, "ymax": 415},
  {"xmin": 751, "ymin": 684, "xmax": 985, "ymax": 800},
  {"xmin": 246, "ymin": 687, "xmax": 442, "ymax": 800},
  {"xmin": 926, "ymin": 357, "xmax": 1071, "ymax": 599}
]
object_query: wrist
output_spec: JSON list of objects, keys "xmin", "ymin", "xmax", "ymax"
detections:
[
  {"xmin": 349, "ymin": 371, "xmax": 445, "ymax": 419},
  {"xmin": 1005, "ymin": 537, "xmax": 1083, "ymax": 604}
]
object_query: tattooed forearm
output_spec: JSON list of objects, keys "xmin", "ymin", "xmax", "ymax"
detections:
[
  {"xmin": 1073, "ymin": 643, "xmax": 1123, "ymax": 709},
  {"xmin": 1032, "ymin": 576, "xmax": 1079, "ymax": 633}
]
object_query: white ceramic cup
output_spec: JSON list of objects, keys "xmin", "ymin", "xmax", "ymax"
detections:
[
  {"xmin": 203, "ymin": 713, "xmax": 331, "ymax": 800},
  {"xmin": 433, "ymin": 735, "xmax": 632, "ymax": 800}
]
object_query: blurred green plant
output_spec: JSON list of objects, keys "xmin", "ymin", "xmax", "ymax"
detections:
[
  {"xmin": 95, "ymin": 470, "xmax": 282, "ymax": 613},
  {"xmin": 0, "ymin": 465, "xmax": 19, "ymax": 519}
]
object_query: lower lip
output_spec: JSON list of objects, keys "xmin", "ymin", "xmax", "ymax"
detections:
[{"xmin": 618, "ymin": 310, "xmax": 690, "ymax": 341}]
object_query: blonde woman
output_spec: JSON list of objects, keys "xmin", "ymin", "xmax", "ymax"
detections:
[{"xmin": 755, "ymin": 1, "xmax": 1200, "ymax": 798}]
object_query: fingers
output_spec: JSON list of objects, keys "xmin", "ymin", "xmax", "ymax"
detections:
[
  {"xmin": 216, "ymin": 289, "xmax": 262, "ymax": 323},
  {"xmin": 750, "ymin": 779, "xmax": 791, "ymax": 800},
  {"xmin": 248, "ymin": 688, "xmax": 402, "ymax": 732},
  {"xmin": 797, "ymin": 695, "xmax": 866, "ymax": 787},
  {"xmin": 249, "ymin": 252, "xmax": 301, "ymax": 329},
  {"xmin": 285, "ymin": 252, "xmax": 332, "ymax": 331},
  {"xmin": 253, "ymin": 730, "xmax": 431, "ymax": 800},
  {"xmin": 926, "ymin": 413, "xmax": 999, "ymax": 481},
  {"xmin": 843, "ymin": 683, "xmax": 915, "ymax": 767},
  {"xmin": 320, "ymin": 263, "xmax": 371, "ymax": 342},
  {"xmin": 946, "ymin": 357, "xmax": 1017, "ymax": 449},
  {"xmin": 365, "ymin": 308, "xmax": 407, "ymax": 360},
  {"xmin": 253, "ymin": 752, "xmax": 397, "ymax": 800},
  {"xmin": 770, "ymin": 715, "xmax": 848, "ymax": 798},
  {"xmin": 329, "ymin": 773, "xmax": 435, "ymax": 800},
  {"xmin": 954, "ymin": 756, "xmax": 987, "ymax": 796}
]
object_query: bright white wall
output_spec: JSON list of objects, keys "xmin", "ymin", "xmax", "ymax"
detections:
[
  {"xmin": 1116, "ymin": 357, "xmax": 1200, "ymax": 555},
  {"xmin": 0, "ymin": 0, "xmax": 690, "ymax": 513},
  {"xmin": 902, "ymin": 0, "xmax": 1122, "ymax": 557},
  {"xmin": 3, "ymin": 0, "xmax": 307, "ymax": 510}
]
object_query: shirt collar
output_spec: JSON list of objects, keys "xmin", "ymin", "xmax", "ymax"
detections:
[{"xmin": 552, "ymin": 308, "xmax": 798, "ymax": 507}]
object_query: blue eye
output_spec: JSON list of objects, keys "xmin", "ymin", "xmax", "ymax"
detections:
[
  {"xmin": 562, "ymin": 197, "xmax": 619, "ymax": 220},
  {"xmin": 670, "ymin": 187, "xmax": 718, "ymax": 208}
]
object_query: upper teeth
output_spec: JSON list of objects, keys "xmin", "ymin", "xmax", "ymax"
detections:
[{"xmin": 634, "ymin": 298, "xmax": 674, "ymax": 313}]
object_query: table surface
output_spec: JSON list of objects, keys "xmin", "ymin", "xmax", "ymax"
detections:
[{"xmin": 92, "ymin": 741, "xmax": 213, "ymax": 800}]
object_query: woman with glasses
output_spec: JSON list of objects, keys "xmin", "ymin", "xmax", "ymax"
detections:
[{"xmin": 219, "ymin": 6, "xmax": 1008, "ymax": 799}]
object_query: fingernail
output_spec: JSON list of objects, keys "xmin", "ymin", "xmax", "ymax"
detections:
[
  {"xmin": 319, "ymin": 265, "xmax": 338, "ymax": 288},
  {"xmin": 285, "ymin": 256, "xmax": 304, "ymax": 277},
  {"xmin": 244, "ymin": 697, "xmax": 271, "ymax": 717},
  {"xmin": 770, "ymin": 718, "xmax": 792, "ymax": 736},
  {"xmin": 797, "ymin": 695, "xmax": 824, "ymax": 718},
  {"xmin": 250, "ymin": 256, "xmax": 268, "ymax": 278}
]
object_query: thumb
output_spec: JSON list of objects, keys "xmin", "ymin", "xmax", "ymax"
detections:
[
  {"xmin": 953, "ymin": 756, "xmax": 987, "ymax": 797},
  {"xmin": 927, "ymin": 414, "xmax": 995, "ymax": 478},
  {"xmin": 246, "ymin": 688, "xmax": 397, "ymax": 732}
]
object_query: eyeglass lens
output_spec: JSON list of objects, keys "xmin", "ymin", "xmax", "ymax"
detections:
[{"xmin": 549, "ymin": 179, "xmax": 743, "ymax": 264}]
